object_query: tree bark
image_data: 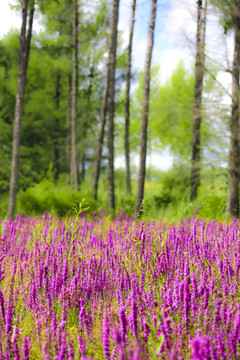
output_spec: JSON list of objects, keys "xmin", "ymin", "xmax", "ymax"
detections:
[
  {"xmin": 92, "ymin": 0, "xmax": 119, "ymax": 202},
  {"xmin": 82, "ymin": 66, "xmax": 94, "ymax": 182},
  {"xmin": 53, "ymin": 74, "xmax": 61, "ymax": 183},
  {"xmin": 7, "ymin": 0, "xmax": 34, "ymax": 219},
  {"xmin": 71, "ymin": 0, "xmax": 79, "ymax": 191},
  {"xmin": 92, "ymin": 70, "xmax": 108, "ymax": 200},
  {"xmin": 66, "ymin": 74, "xmax": 72, "ymax": 178},
  {"xmin": 190, "ymin": 0, "xmax": 207, "ymax": 201},
  {"xmin": 226, "ymin": 0, "xmax": 240, "ymax": 217},
  {"xmin": 108, "ymin": 0, "xmax": 120, "ymax": 210},
  {"xmin": 135, "ymin": 0, "xmax": 157, "ymax": 214},
  {"xmin": 124, "ymin": 0, "xmax": 136, "ymax": 196}
]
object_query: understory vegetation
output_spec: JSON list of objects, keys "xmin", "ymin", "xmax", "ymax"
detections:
[{"xmin": 0, "ymin": 164, "xmax": 228, "ymax": 223}]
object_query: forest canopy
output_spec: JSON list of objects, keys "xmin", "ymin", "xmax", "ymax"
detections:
[{"xmin": 0, "ymin": 0, "xmax": 238, "ymax": 220}]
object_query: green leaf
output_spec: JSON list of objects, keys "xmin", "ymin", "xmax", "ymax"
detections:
[
  {"xmin": 156, "ymin": 334, "xmax": 164, "ymax": 354},
  {"xmin": 145, "ymin": 322, "xmax": 156, "ymax": 333}
]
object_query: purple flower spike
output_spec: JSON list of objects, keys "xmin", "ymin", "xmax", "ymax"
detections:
[
  {"xmin": 119, "ymin": 307, "xmax": 127, "ymax": 345},
  {"xmin": 23, "ymin": 337, "xmax": 30, "ymax": 360},
  {"xmin": 169, "ymin": 349, "xmax": 178, "ymax": 360},
  {"xmin": 113, "ymin": 326, "xmax": 122, "ymax": 346},
  {"xmin": 190, "ymin": 335, "xmax": 211, "ymax": 360},
  {"xmin": 0, "ymin": 290, "xmax": 5, "ymax": 322},
  {"xmin": 58, "ymin": 331, "xmax": 67, "ymax": 360},
  {"xmin": 131, "ymin": 291, "xmax": 138, "ymax": 340},
  {"xmin": 12, "ymin": 327, "xmax": 20, "ymax": 360},
  {"xmin": 5, "ymin": 298, "xmax": 13, "ymax": 337},
  {"xmin": 59, "ymin": 309, "xmax": 67, "ymax": 330},
  {"xmin": 68, "ymin": 344, "xmax": 75, "ymax": 360},
  {"xmin": 131, "ymin": 345, "xmax": 142, "ymax": 360},
  {"xmin": 78, "ymin": 335, "xmax": 86, "ymax": 357},
  {"xmin": 102, "ymin": 312, "xmax": 111, "ymax": 360},
  {"xmin": 110, "ymin": 345, "xmax": 118, "ymax": 360}
]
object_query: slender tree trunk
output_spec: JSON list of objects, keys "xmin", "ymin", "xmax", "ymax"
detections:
[
  {"xmin": 190, "ymin": 0, "xmax": 207, "ymax": 201},
  {"xmin": 92, "ymin": 71, "xmax": 108, "ymax": 200},
  {"xmin": 135, "ymin": 0, "xmax": 157, "ymax": 214},
  {"xmin": 66, "ymin": 74, "xmax": 72, "ymax": 178},
  {"xmin": 71, "ymin": 0, "xmax": 79, "ymax": 191},
  {"xmin": 92, "ymin": 0, "xmax": 119, "ymax": 201},
  {"xmin": 81, "ymin": 114, "xmax": 86, "ymax": 181},
  {"xmin": 53, "ymin": 74, "xmax": 61, "ymax": 183},
  {"xmin": 108, "ymin": 0, "xmax": 120, "ymax": 210},
  {"xmin": 82, "ymin": 66, "xmax": 94, "ymax": 181},
  {"xmin": 7, "ymin": 0, "xmax": 34, "ymax": 219},
  {"xmin": 226, "ymin": 1, "xmax": 240, "ymax": 217},
  {"xmin": 124, "ymin": 0, "xmax": 136, "ymax": 196}
]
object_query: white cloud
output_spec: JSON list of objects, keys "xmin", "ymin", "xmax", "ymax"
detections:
[
  {"xmin": 146, "ymin": 151, "xmax": 173, "ymax": 170},
  {"xmin": 0, "ymin": 1, "xmax": 21, "ymax": 37},
  {"xmin": 118, "ymin": 1, "xmax": 132, "ymax": 46},
  {"xmin": 0, "ymin": 0, "xmax": 43, "ymax": 39},
  {"xmin": 157, "ymin": 47, "xmax": 192, "ymax": 83},
  {"xmin": 117, "ymin": 0, "xmax": 197, "ymax": 83},
  {"xmin": 115, "ymin": 151, "xmax": 173, "ymax": 171}
]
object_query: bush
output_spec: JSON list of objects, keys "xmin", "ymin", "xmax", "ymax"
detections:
[
  {"xmin": 151, "ymin": 165, "xmax": 190, "ymax": 210},
  {"xmin": 153, "ymin": 186, "xmax": 173, "ymax": 208},
  {"xmin": 0, "ymin": 193, "xmax": 9, "ymax": 219},
  {"xmin": 196, "ymin": 184, "xmax": 228, "ymax": 219},
  {"xmin": 17, "ymin": 179, "xmax": 97, "ymax": 217}
]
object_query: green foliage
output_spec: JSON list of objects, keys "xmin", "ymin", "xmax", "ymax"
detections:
[
  {"xmin": 196, "ymin": 183, "xmax": 228, "ymax": 219},
  {"xmin": 0, "ymin": 1, "xmax": 113, "ymax": 194},
  {"xmin": 72, "ymin": 198, "xmax": 91, "ymax": 217},
  {"xmin": 210, "ymin": 0, "xmax": 234, "ymax": 34},
  {"xmin": 116, "ymin": 62, "xmax": 196, "ymax": 162},
  {"xmin": 17, "ymin": 179, "xmax": 96, "ymax": 217},
  {"xmin": 0, "ymin": 193, "xmax": 9, "ymax": 219},
  {"xmin": 0, "ymin": 164, "xmax": 225, "ymax": 223},
  {"xmin": 116, "ymin": 60, "xmax": 223, "ymax": 165},
  {"xmin": 0, "ymin": 31, "xmax": 20, "ymax": 194},
  {"xmin": 0, "ymin": 0, "xmax": 233, "ymax": 222},
  {"xmin": 151, "ymin": 62, "xmax": 195, "ymax": 160},
  {"xmin": 149, "ymin": 174, "xmax": 228, "ymax": 222}
]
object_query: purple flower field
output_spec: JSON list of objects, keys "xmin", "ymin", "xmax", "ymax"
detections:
[{"xmin": 0, "ymin": 212, "xmax": 240, "ymax": 359}]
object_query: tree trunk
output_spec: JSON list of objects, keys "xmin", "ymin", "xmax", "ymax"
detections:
[
  {"xmin": 190, "ymin": 0, "xmax": 207, "ymax": 201},
  {"xmin": 66, "ymin": 74, "xmax": 72, "ymax": 178},
  {"xmin": 92, "ymin": 71, "xmax": 108, "ymax": 200},
  {"xmin": 124, "ymin": 0, "xmax": 136, "ymax": 196},
  {"xmin": 92, "ymin": 0, "xmax": 119, "ymax": 202},
  {"xmin": 71, "ymin": 0, "xmax": 79, "ymax": 191},
  {"xmin": 7, "ymin": 0, "xmax": 34, "ymax": 219},
  {"xmin": 82, "ymin": 66, "xmax": 94, "ymax": 182},
  {"xmin": 135, "ymin": 0, "xmax": 157, "ymax": 214},
  {"xmin": 108, "ymin": 0, "xmax": 120, "ymax": 210},
  {"xmin": 53, "ymin": 74, "xmax": 61, "ymax": 183},
  {"xmin": 226, "ymin": 1, "xmax": 240, "ymax": 217}
]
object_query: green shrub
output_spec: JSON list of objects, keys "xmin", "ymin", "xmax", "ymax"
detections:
[
  {"xmin": 17, "ymin": 179, "xmax": 97, "ymax": 217},
  {"xmin": 0, "ymin": 193, "xmax": 9, "ymax": 219},
  {"xmin": 0, "ymin": 164, "xmax": 230, "ymax": 223},
  {"xmin": 196, "ymin": 184, "xmax": 228, "ymax": 219}
]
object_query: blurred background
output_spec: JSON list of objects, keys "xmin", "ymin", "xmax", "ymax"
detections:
[{"xmin": 0, "ymin": 0, "xmax": 237, "ymax": 220}]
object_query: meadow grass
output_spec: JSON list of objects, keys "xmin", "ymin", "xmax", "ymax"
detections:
[{"xmin": 0, "ymin": 212, "xmax": 239, "ymax": 359}]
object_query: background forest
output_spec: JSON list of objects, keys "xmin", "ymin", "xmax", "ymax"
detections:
[{"xmin": 0, "ymin": 0, "xmax": 238, "ymax": 220}]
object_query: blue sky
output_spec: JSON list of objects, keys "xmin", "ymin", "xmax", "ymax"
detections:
[
  {"xmin": 119, "ymin": 0, "xmax": 184, "ymax": 76},
  {"xmin": 0, "ymin": 0, "xmax": 194, "ymax": 82}
]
